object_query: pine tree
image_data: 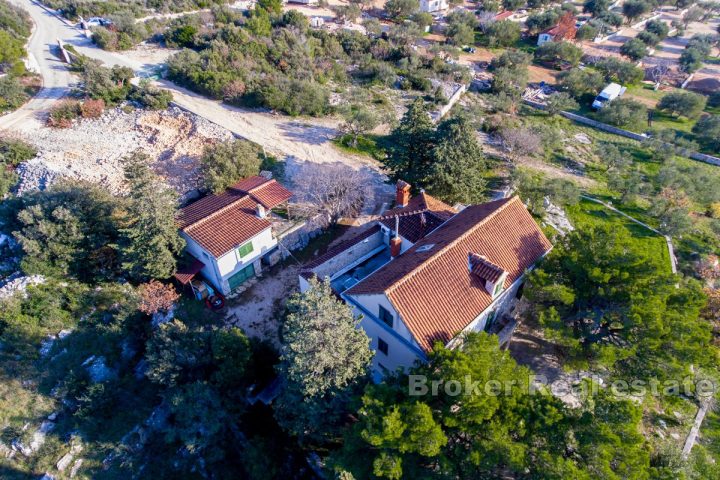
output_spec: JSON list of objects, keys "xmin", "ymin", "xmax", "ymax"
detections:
[
  {"xmin": 119, "ymin": 152, "xmax": 184, "ymax": 282},
  {"xmin": 275, "ymin": 278, "xmax": 372, "ymax": 443},
  {"xmin": 384, "ymin": 98, "xmax": 435, "ymax": 186},
  {"xmin": 427, "ymin": 115, "xmax": 487, "ymax": 205}
]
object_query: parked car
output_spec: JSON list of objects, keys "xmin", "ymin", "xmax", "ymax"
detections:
[{"xmin": 592, "ymin": 83, "xmax": 626, "ymax": 109}]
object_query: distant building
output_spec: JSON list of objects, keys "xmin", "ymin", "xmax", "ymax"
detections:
[
  {"xmin": 300, "ymin": 182, "xmax": 553, "ymax": 375},
  {"xmin": 175, "ymin": 176, "xmax": 292, "ymax": 295},
  {"xmin": 419, "ymin": 0, "xmax": 448, "ymax": 13},
  {"xmin": 537, "ymin": 12, "xmax": 577, "ymax": 46}
]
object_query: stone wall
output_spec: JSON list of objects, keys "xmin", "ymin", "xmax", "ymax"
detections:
[
  {"xmin": 276, "ymin": 215, "xmax": 329, "ymax": 258},
  {"xmin": 524, "ymin": 100, "xmax": 720, "ymax": 167}
]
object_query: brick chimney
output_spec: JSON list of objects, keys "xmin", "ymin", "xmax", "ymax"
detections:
[
  {"xmin": 390, "ymin": 235, "xmax": 402, "ymax": 258},
  {"xmin": 396, "ymin": 180, "xmax": 411, "ymax": 207},
  {"xmin": 255, "ymin": 204, "xmax": 266, "ymax": 218}
]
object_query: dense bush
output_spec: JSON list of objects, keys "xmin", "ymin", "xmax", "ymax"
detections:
[
  {"xmin": 166, "ymin": 7, "xmax": 466, "ymax": 116},
  {"xmin": 47, "ymin": 100, "xmax": 82, "ymax": 128},
  {"xmin": 0, "ymin": 76, "xmax": 30, "ymax": 112},
  {"xmin": 129, "ymin": 80, "xmax": 174, "ymax": 110},
  {"xmin": 42, "ymin": 0, "xmax": 231, "ymax": 19},
  {"xmin": 199, "ymin": 139, "xmax": 263, "ymax": 193},
  {"xmin": 484, "ymin": 19, "xmax": 521, "ymax": 47}
]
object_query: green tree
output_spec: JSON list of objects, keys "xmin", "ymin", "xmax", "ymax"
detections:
[
  {"xmin": 485, "ymin": 20, "xmax": 521, "ymax": 47},
  {"xmin": 545, "ymin": 91, "xmax": 579, "ymax": 115},
  {"xmin": 620, "ymin": 38, "xmax": 648, "ymax": 61},
  {"xmin": 119, "ymin": 152, "xmax": 184, "ymax": 282},
  {"xmin": 10, "ymin": 181, "xmax": 122, "ymax": 280},
  {"xmin": 557, "ymin": 68, "xmax": 605, "ymax": 99},
  {"xmin": 274, "ymin": 278, "xmax": 372, "ymax": 442},
  {"xmin": 692, "ymin": 115, "xmax": 720, "ymax": 153},
  {"xmin": 679, "ymin": 47, "xmax": 705, "ymax": 73},
  {"xmin": 340, "ymin": 104, "xmax": 380, "ymax": 147},
  {"xmin": 427, "ymin": 115, "xmax": 486, "ymax": 204},
  {"xmin": 594, "ymin": 57, "xmax": 645, "ymax": 84},
  {"xmin": 657, "ymin": 91, "xmax": 707, "ymax": 119},
  {"xmin": 385, "ymin": 98, "xmax": 436, "ymax": 186},
  {"xmin": 200, "ymin": 139, "xmax": 262, "ymax": 193},
  {"xmin": 534, "ymin": 41, "xmax": 584, "ymax": 67},
  {"xmin": 622, "ymin": 0, "xmax": 650, "ymax": 23},
  {"xmin": 384, "ymin": 0, "xmax": 419, "ymax": 19},
  {"xmin": 596, "ymin": 98, "xmax": 647, "ymax": 129}
]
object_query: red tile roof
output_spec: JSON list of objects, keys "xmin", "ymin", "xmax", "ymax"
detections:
[
  {"xmin": 495, "ymin": 10, "xmax": 514, "ymax": 20},
  {"xmin": 178, "ymin": 177, "xmax": 292, "ymax": 258},
  {"xmin": 174, "ymin": 255, "xmax": 205, "ymax": 285},
  {"xmin": 346, "ymin": 196, "xmax": 552, "ymax": 352},
  {"xmin": 379, "ymin": 192, "xmax": 457, "ymax": 243}
]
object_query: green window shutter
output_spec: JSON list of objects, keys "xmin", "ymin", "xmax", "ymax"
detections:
[{"xmin": 237, "ymin": 242, "xmax": 253, "ymax": 258}]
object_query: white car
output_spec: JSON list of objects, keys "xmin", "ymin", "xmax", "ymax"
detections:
[{"xmin": 592, "ymin": 83, "xmax": 626, "ymax": 109}]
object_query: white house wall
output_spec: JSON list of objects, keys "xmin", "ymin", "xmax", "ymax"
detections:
[
  {"xmin": 180, "ymin": 233, "xmax": 224, "ymax": 293},
  {"xmin": 215, "ymin": 227, "xmax": 275, "ymax": 278}
]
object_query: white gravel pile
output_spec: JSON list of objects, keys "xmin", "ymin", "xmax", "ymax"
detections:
[
  {"xmin": 17, "ymin": 107, "xmax": 234, "ymax": 198},
  {"xmin": 0, "ymin": 275, "xmax": 46, "ymax": 300}
]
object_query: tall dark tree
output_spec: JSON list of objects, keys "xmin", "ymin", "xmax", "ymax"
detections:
[
  {"xmin": 119, "ymin": 151, "xmax": 185, "ymax": 282},
  {"xmin": 427, "ymin": 115, "xmax": 487, "ymax": 204},
  {"xmin": 384, "ymin": 98, "xmax": 436, "ymax": 186}
]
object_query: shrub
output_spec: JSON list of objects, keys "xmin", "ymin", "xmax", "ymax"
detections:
[
  {"xmin": 596, "ymin": 98, "xmax": 647, "ymax": 129},
  {"xmin": 557, "ymin": 68, "xmax": 604, "ymax": 98},
  {"xmin": 129, "ymin": 80, "xmax": 174, "ymax": 110},
  {"xmin": 80, "ymin": 98, "xmax": 105, "ymax": 118},
  {"xmin": 47, "ymin": 101, "xmax": 81, "ymax": 128},
  {"xmin": 0, "ymin": 137, "xmax": 37, "ymax": 166},
  {"xmin": 708, "ymin": 203, "xmax": 720, "ymax": 219},
  {"xmin": 0, "ymin": 76, "xmax": 29, "ymax": 112},
  {"xmin": 200, "ymin": 139, "xmax": 263, "ymax": 193}
]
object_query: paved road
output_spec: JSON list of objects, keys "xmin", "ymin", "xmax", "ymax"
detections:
[{"xmin": 0, "ymin": 0, "xmax": 76, "ymax": 130}]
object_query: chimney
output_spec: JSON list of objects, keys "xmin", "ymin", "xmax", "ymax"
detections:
[
  {"xmin": 390, "ymin": 236, "xmax": 402, "ymax": 258},
  {"xmin": 396, "ymin": 180, "xmax": 411, "ymax": 207},
  {"xmin": 255, "ymin": 204, "xmax": 266, "ymax": 218}
]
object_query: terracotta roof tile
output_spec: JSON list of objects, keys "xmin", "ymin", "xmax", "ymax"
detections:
[
  {"xmin": 346, "ymin": 196, "xmax": 552, "ymax": 352},
  {"xmin": 178, "ymin": 176, "xmax": 292, "ymax": 257},
  {"xmin": 379, "ymin": 192, "xmax": 457, "ymax": 243},
  {"xmin": 468, "ymin": 253, "xmax": 506, "ymax": 283}
]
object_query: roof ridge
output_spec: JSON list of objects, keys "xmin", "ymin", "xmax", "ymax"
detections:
[
  {"xmin": 379, "ymin": 207, "xmax": 430, "ymax": 220},
  {"xmin": 385, "ymin": 196, "xmax": 518, "ymax": 294},
  {"xmin": 184, "ymin": 194, "xmax": 254, "ymax": 232}
]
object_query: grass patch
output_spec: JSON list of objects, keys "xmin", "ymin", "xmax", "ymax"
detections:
[
  {"xmin": 566, "ymin": 199, "xmax": 672, "ymax": 275},
  {"xmin": 333, "ymin": 134, "xmax": 388, "ymax": 161}
]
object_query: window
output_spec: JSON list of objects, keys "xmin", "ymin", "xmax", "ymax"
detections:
[
  {"xmin": 236, "ymin": 241, "xmax": 253, "ymax": 258},
  {"xmin": 379, "ymin": 305, "xmax": 393, "ymax": 327},
  {"xmin": 378, "ymin": 338, "xmax": 389, "ymax": 356}
]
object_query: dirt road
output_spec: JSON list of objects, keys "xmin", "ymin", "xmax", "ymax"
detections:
[{"xmin": 1, "ymin": 0, "xmax": 393, "ymax": 209}]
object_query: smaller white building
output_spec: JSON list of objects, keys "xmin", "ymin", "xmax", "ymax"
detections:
[
  {"xmin": 419, "ymin": 0, "xmax": 448, "ymax": 13},
  {"xmin": 175, "ymin": 176, "xmax": 292, "ymax": 295}
]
